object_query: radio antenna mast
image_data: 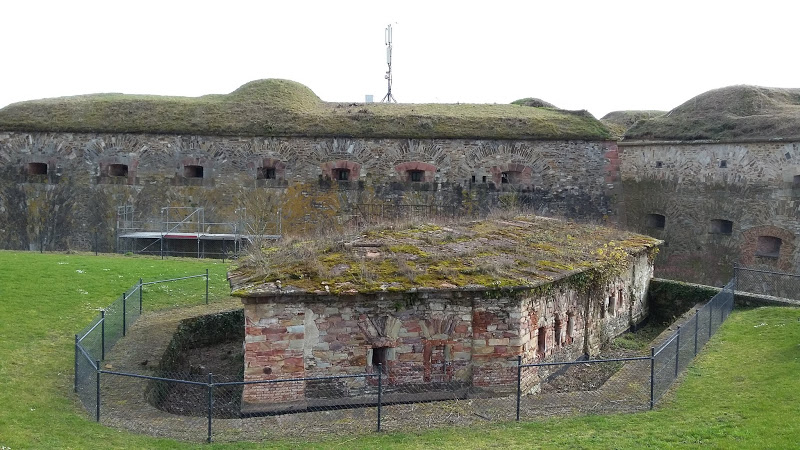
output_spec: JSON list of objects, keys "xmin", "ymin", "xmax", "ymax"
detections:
[{"xmin": 381, "ymin": 24, "xmax": 397, "ymax": 103}]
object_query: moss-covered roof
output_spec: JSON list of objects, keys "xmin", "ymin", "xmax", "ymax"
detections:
[
  {"xmin": 600, "ymin": 110, "xmax": 666, "ymax": 140},
  {"xmin": 0, "ymin": 79, "xmax": 610, "ymax": 141},
  {"xmin": 228, "ymin": 216, "xmax": 660, "ymax": 297},
  {"xmin": 624, "ymin": 85, "xmax": 800, "ymax": 142}
]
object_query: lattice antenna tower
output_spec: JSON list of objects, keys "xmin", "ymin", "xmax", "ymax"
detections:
[{"xmin": 381, "ymin": 24, "xmax": 397, "ymax": 103}]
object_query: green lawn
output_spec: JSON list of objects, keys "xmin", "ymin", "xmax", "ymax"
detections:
[{"xmin": 1, "ymin": 250, "xmax": 798, "ymax": 448}]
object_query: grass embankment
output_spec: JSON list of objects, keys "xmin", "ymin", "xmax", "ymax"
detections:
[
  {"xmin": 624, "ymin": 85, "xmax": 800, "ymax": 141},
  {"xmin": 1, "ymin": 250, "xmax": 799, "ymax": 448},
  {"xmin": 0, "ymin": 79, "xmax": 609, "ymax": 140}
]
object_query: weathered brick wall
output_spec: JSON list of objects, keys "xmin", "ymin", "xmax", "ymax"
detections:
[
  {"xmin": 619, "ymin": 141, "xmax": 800, "ymax": 284},
  {"xmin": 0, "ymin": 131, "xmax": 618, "ymax": 251},
  {"xmin": 240, "ymin": 254, "xmax": 653, "ymax": 410}
]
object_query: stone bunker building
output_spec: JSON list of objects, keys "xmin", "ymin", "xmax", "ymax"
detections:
[{"xmin": 228, "ymin": 216, "xmax": 659, "ymax": 413}]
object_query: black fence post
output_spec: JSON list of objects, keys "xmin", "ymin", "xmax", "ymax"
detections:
[
  {"xmin": 205, "ymin": 269, "xmax": 209, "ymax": 305},
  {"xmin": 122, "ymin": 293, "xmax": 127, "ymax": 337},
  {"xmin": 207, "ymin": 373, "xmax": 213, "ymax": 443},
  {"xmin": 709, "ymin": 299, "xmax": 713, "ymax": 336},
  {"xmin": 694, "ymin": 310, "xmax": 699, "ymax": 356},
  {"xmin": 649, "ymin": 347, "xmax": 655, "ymax": 410},
  {"xmin": 95, "ymin": 361, "xmax": 101, "ymax": 422},
  {"xmin": 516, "ymin": 355, "xmax": 522, "ymax": 421},
  {"xmin": 675, "ymin": 326, "xmax": 681, "ymax": 378},
  {"xmin": 377, "ymin": 364, "xmax": 383, "ymax": 432},
  {"xmin": 100, "ymin": 310, "xmax": 105, "ymax": 360},
  {"xmin": 139, "ymin": 278, "xmax": 143, "ymax": 314},
  {"xmin": 74, "ymin": 334, "xmax": 79, "ymax": 393}
]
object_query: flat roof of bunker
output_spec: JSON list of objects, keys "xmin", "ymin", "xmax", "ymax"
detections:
[{"xmin": 228, "ymin": 216, "xmax": 660, "ymax": 297}]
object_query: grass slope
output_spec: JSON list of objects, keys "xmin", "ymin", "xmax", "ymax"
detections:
[
  {"xmin": 625, "ymin": 85, "xmax": 800, "ymax": 141},
  {"xmin": 1, "ymin": 250, "xmax": 798, "ymax": 448},
  {"xmin": 0, "ymin": 79, "xmax": 609, "ymax": 141}
]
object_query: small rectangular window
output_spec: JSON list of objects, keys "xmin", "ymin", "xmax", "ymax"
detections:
[
  {"xmin": 756, "ymin": 236, "xmax": 782, "ymax": 258},
  {"xmin": 108, "ymin": 164, "xmax": 128, "ymax": 177},
  {"xmin": 537, "ymin": 327, "xmax": 547, "ymax": 355},
  {"xmin": 608, "ymin": 295, "xmax": 615, "ymax": 316},
  {"xmin": 710, "ymin": 219, "xmax": 733, "ymax": 235},
  {"xmin": 471, "ymin": 175, "xmax": 476, "ymax": 183},
  {"xmin": 372, "ymin": 347, "xmax": 388, "ymax": 373},
  {"xmin": 184, "ymin": 165, "xmax": 204, "ymax": 178},
  {"xmin": 28, "ymin": 162, "xmax": 48, "ymax": 175},
  {"xmin": 482, "ymin": 176, "xmax": 487, "ymax": 183},
  {"xmin": 719, "ymin": 160, "xmax": 727, "ymax": 168},
  {"xmin": 334, "ymin": 168, "xmax": 350, "ymax": 181},
  {"xmin": 567, "ymin": 314, "xmax": 575, "ymax": 339},
  {"xmin": 257, "ymin": 167, "xmax": 276, "ymax": 180},
  {"xmin": 408, "ymin": 170, "xmax": 424, "ymax": 182},
  {"xmin": 655, "ymin": 161, "xmax": 663, "ymax": 168},
  {"xmin": 646, "ymin": 213, "xmax": 666, "ymax": 229}
]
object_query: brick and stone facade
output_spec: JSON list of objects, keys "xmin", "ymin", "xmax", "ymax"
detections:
[
  {"xmin": 619, "ymin": 140, "xmax": 800, "ymax": 284},
  {"xmin": 237, "ymin": 250, "xmax": 653, "ymax": 413},
  {"xmin": 0, "ymin": 131, "xmax": 619, "ymax": 252}
]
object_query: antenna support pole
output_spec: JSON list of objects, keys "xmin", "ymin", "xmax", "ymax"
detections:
[{"xmin": 381, "ymin": 24, "xmax": 397, "ymax": 103}]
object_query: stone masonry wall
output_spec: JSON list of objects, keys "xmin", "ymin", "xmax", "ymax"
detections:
[
  {"xmin": 0, "ymin": 131, "xmax": 618, "ymax": 251},
  {"xmin": 240, "ymin": 253, "xmax": 652, "ymax": 410},
  {"xmin": 620, "ymin": 140, "xmax": 800, "ymax": 285}
]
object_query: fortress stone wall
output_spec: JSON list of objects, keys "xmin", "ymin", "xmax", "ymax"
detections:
[
  {"xmin": 619, "ymin": 140, "xmax": 800, "ymax": 284},
  {"xmin": 0, "ymin": 131, "xmax": 619, "ymax": 252}
]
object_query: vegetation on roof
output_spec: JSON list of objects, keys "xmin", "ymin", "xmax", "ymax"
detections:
[
  {"xmin": 624, "ymin": 85, "xmax": 800, "ymax": 141},
  {"xmin": 0, "ymin": 79, "xmax": 610, "ymax": 140},
  {"xmin": 600, "ymin": 110, "xmax": 665, "ymax": 140},
  {"xmin": 228, "ymin": 216, "xmax": 660, "ymax": 296},
  {"xmin": 511, "ymin": 97, "xmax": 558, "ymax": 108}
]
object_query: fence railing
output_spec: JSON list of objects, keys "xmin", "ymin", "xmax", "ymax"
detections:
[
  {"xmin": 735, "ymin": 265, "xmax": 800, "ymax": 301},
  {"xmin": 75, "ymin": 276, "xmax": 738, "ymax": 443},
  {"xmin": 74, "ymin": 272, "xmax": 211, "ymax": 419}
]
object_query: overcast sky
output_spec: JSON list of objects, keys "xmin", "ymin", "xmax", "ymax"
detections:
[{"xmin": 2, "ymin": 1, "xmax": 798, "ymax": 118}]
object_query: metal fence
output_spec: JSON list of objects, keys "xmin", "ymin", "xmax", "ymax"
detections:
[
  {"xmin": 735, "ymin": 265, "xmax": 800, "ymax": 301},
  {"xmin": 75, "ymin": 276, "xmax": 736, "ymax": 443},
  {"xmin": 74, "ymin": 272, "xmax": 210, "ymax": 420}
]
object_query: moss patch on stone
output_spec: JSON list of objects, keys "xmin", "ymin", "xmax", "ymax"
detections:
[
  {"xmin": 0, "ymin": 79, "xmax": 610, "ymax": 141},
  {"xmin": 229, "ymin": 216, "xmax": 660, "ymax": 296}
]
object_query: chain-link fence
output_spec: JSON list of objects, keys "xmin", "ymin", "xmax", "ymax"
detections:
[
  {"xmin": 650, "ymin": 278, "xmax": 734, "ymax": 405},
  {"xmin": 735, "ymin": 265, "xmax": 800, "ymax": 301},
  {"xmin": 75, "ymin": 275, "xmax": 737, "ymax": 443},
  {"xmin": 75, "ymin": 272, "xmax": 211, "ymax": 422}
]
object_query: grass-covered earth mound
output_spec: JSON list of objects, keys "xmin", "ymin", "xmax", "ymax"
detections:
[
  {"xmin": 229, "ymin": 216, "xmax": 660, "ymax": 297},
  {"xmin": 600, "ymin": 110, "xmax": 665, "ymax": 140},
  {"xmin": 624, "ymin": 85, "xmax": 800, "ymax": 141},
  {"xmin": 0, "ymin": 79, "xmax": 609, "ymax": 140}
]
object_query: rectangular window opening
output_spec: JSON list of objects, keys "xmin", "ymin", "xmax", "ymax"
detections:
[
  {"xmin": 408, "ymin": 170, "xmax": 424, "ymax": 182},
  {"xmin": 756, "ymin": 236, "xmax": 782, "ymax": 259},
  {"xmin": 257, "ymin": 167, "xmax": 276, "ymax": 180},
  {"xmin": 537, "ymin": 327, "xmax": 547, "ymax": 355},
  {"xmin": 184, "ymin": 165, "xmax": 204, "ymax": 178},
  {"xmin": 710, "ymin": 219, "xmax": 733, "ymax": 235},
  {"xmin": 646, "ymin": 213, "xmax": 666, "ymax": 229},
  {"xmin": 334, "ymin": 168, "xmax": 350, "ymax": 181},
  {"xmin": 471, "ymin": 175, "xmax": 476, "ymax": 183},
  {"xmin": 108, "ymin": 164, "xmax": 128, "ymax": 177},
  {"xmin": 655, "ymin": 161, "xmax": 663, "ymax": 168},
  {"xmin": 372, "ymin": 347, "xmax": 388, "ymax": 373},
  {"xmin": 28, "ymin": 162, "xmax": 48, "ymax": 175},
  {"xmin": 719, "ymin": 160, "xmax": 727, "ymax": 168},
  {"xmin": 608, "ymin": 295, "xmax": 616, "ymax": 316}
]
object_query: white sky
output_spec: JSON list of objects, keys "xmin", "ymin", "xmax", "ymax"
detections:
[{"xmin": 2, "ymin": 1, "xmax": 799, "ymax": 118}]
